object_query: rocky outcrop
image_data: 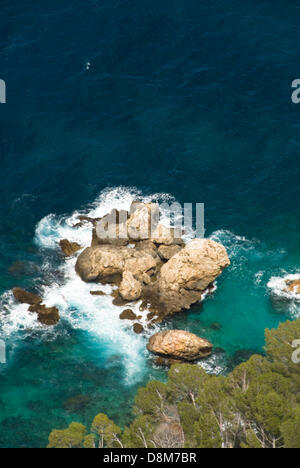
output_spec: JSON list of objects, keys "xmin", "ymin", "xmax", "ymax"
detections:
[
  {"xmin": 147, "ymin": 330, "xmax": 212, "ymax": 361},
  {"xmin": 12, "ymin": 288, "xmax": 59, "ymax": 326},
  {"xmin": 119, "ymin": 271, "xmax": 142, "ymax": 301},
  {"xmin": 12, "ymin": 288, "xmax": 42, "ymax": 305},
  {"xmin": 59, "ymin": 239, "xmax": 82, "ymax": 256},
  {"xmin": 74, "ymin": 202, "xmax": 230, "ymax": 327},
  {"xmin": 285, "ymin": 279, "xmax": 300, "ymax": 294},
  {"xmin": 159, "ymin": 238, "xmax": 230, "ymax": 293},
  {"xmin": 75, "ymin": 244, "xmax": 159, "ymax": 284}
]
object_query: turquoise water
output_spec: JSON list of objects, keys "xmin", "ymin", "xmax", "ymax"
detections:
[{"xmin": 0, "ymin": 0, "xmax": 300, "ymax": 448}]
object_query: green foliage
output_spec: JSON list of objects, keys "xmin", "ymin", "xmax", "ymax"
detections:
[
  {"xmin": 48, "ymin": 422, "xmax": 86, "ymax": 448},
  {"xmin": 91, "ymin": 413, "xmax": 123, "ymax": 448},
  {"xmin": 122, "ymin": 415, "xmax": 156, "ymax": 448},
  {"xmin": 134, "ymin": 380, "xmax": 169, "ymax": 419},
  {"xmin": 281, "ymin": 405, "xmax": 300, "ymax": 448},
  {"xmin": 48, "ymin": 319, "xmax": 300, "ymax": 448}
]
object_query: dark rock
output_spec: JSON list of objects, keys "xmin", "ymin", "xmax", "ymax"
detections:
[
  {"xmin": 90, "ymin": 290, "xmax": 106, "ymax": 296},
  {"xmin": 28, "ymin": 304, "xmax": 60, "ymax": 326},
  {"xmin": 12, "ymin": 288, "xmax": 42, "ymax": 306},
  {"xmin": 133, "ymin": 323, "xmax": 144, "ymax": 334},
  {"xmin": 210, "ymin": 322, "xmax": 222, "ymax": 331},
  {"xmin": 155, "ymin": 357, "xmax": 184, "ymax": 367},
  {"xmin": 63, "ymin": 395, "xmax": 90, "ymax": 412},
  {"xmin": 119, "ymin": 309, "xmax": 137, "ymax": 320},
  {"xmin": 59, "ymin": 239, "xmax": 82, "ymax": 256}
]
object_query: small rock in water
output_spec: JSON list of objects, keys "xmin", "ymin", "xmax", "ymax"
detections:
[
  {"xmin": 133, "ymin": 323, "xmax": 144, "ymax": 334},
  {"xmin": 119, "ymin": 309, "xmax": 137, "ymax": 320},
  {"xmin": 210, "ymin": 322, "xmax": 222, "ymax": 331},
  {"xmin": 28, "ymin": 304, "xmax": 60, "ymax": 326},
  {"xmin": 90, "ymin": 290, "xmax": 106, "ymax": 296},
  {"xmin": 12, "ymin": 288, "xmax": 42, "ymax": 306},
  {"xmin": 59, "ymin": 239, "xmax": 82, "ymax": 256},
  {"xmin": 285, "ymin": 279, "xmax": 300, "ymax": 294}
]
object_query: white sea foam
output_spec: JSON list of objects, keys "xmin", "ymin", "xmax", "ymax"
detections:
[{"xmin": 267, "ymin": 273, "xmax": 300, "ymax": 301}]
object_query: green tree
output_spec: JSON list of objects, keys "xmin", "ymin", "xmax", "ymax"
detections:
[
  {"xmin": 281, "ymin": 405, "xmax": 300, "ymax": 448},
  {"xmin": 91, "ymin": 413, "xmax": 123, "ymax": 448},
  {"xmin": 48, "ymin": 422, "xmax": 86, "ymax": 448},
  {"xmin": 123, "ymin": 415, "xmax": 156, "ymax": 448}
]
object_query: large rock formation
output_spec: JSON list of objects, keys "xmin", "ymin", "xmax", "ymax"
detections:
[
  {"xmin": 147, "ymin": 330, "xmax": 213, "ymax": 361},
  {"xmin": 74, "ymin": 202, "xmax": 230, "ymax": 325},
  {"xmin": 159, "ymin": 238, "xmax": 230, "ymax": 293}
]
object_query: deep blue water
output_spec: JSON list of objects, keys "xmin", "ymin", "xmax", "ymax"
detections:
[{"xmin": 0, "ymin": 0, "xmax": 300, "ymax": 448}]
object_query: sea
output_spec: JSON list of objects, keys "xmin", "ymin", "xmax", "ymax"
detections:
[{"xmin": 0, "ymin": 0, "xmax": 299, "ymax": 447}]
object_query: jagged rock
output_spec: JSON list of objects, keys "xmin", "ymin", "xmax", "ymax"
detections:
[
  {"xmin": 133, "ymin": 323, "xmax": 144, "ymax": 334},
  {"xmin": 285, "ymin": 279, "xmax": 300, "ymax": 294},
  {"xmin": 75, "ymin": 244, "xmax": 158, "ymax": 284},
  {"xmin": 158, "ymin": 244, "xmax": 182, "ymax": 261},
  {"xmin": 147, "ymin": 330, "xmax": 212, "ymax": 361},
  {"xmin": 119, "ymin": 309, "xmax": 137, "ymax": 320},
  {"xmin": 127, "ymin": 202, "xmax": 159, "ymax": 241},
  {"xmin": 12, "ymin": 288, "xmax": 42, "ymax": 306},
  {"xmin": 119, "ymin": 271, "xmax": 142, "ymax": 301},
  {"xmin": 59, "ymin": 239, "xmax": 82, "ymax": 256},
  {"xmin": 159, "ymin": 238, "xmax": 230, "ymax": 293},
  {"xmin": 28, "ymin": 304, "xmax": 60, "ymax": 326}
]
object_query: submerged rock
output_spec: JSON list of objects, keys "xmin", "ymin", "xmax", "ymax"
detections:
[
  {"xmin": 12, "ymin": 288, "xmax": 42, "ymax": 306},
  {"xmin": 28, "ymin": 304, "xmax": 60, "ymax": 326},
  {"xmin": 147, "ymin": 330, "xmax": 213, "ymax": 361},
  {"xmin": 59, "ymin": 239, "xmax": 82, "ymax": 256}
]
